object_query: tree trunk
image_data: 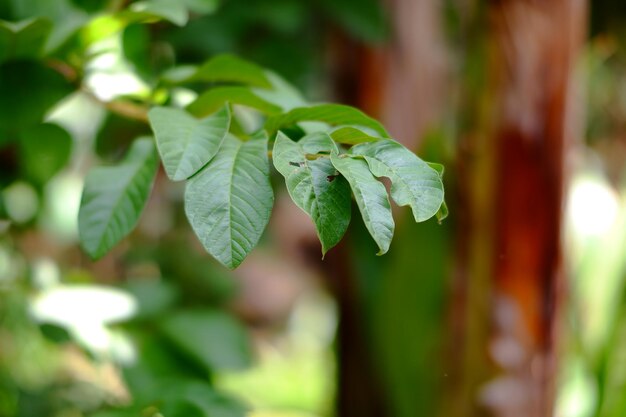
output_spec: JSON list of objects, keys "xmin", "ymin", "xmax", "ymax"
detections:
[{"xmin": 458, "ymin": 1, "xmax": 587, "ymax": 415}]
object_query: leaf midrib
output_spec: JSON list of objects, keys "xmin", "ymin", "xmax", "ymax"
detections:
[{"xmin": 227, "ymin": 140, "xmax": 244, "ymax": 266}]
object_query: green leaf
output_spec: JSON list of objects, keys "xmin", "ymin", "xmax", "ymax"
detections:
[
  {"xmin": 90, "ymin": 410, "xmax": 139, "ymax": 417},
  {"xmin": 186, "ymin": 54, "xmax": 272, "ymax": 88},
  {"xmin": 160, "ymin": 310, "xmax": 252, "ymax": 371},
  {"xmin": 123, "ymin": 279, "xmax": 178, "ymax": 320},
  {"xmin": 158, "ymin": 380, "xmax": 248, "ymax": 417},
  {"xmin": 185, "ymin": 133, "xmax": 274, "ymax": 269},
  {"xmin": 272, "ymin": 132, "xmax": 351, "ymax": 255},
  {"xmin": 330, "ymin": 151, "xmax": 394, "ymax": 255},
  {"xmin": 78, "ymin": 138, "xmax": 158, "ymax": 259},
  {"xmin": 265, "ymin": 104, "xmax": 389, "ymax": 138},
  {"xmin": 0, "ymin": 61, "xmax": 72, "ymax": 130},
  {"xmin": 0, "ymin": 18, "xmax": 52, "ymax": 63},
  {"xmin": 3, "ymin": 0, "xmax": 88, "ymax": 52},
  {"xmin": 19, "ymin": 123, "xmax": 72, "ymax": 186},
  {"xmin": 330, "ymin": 125, "xmax": 381, "ymax": 145},
  {"xmin": 253, "ymin": 71, "xmax": 307, "ymax": 111},
  {"xmin": 120, "ymin": 0, "xmax": 188, "ymax": 26},
  {"xmin": 148, "ymin": 106, "xmax": 230, "ymax": 181},
  {"xmin": 187, "ymin": 86, "xmax": 282, "ymax": 118},
  {"xmin": 351, "ymin": 139, "xmax": 444, "ymax": 222},
  {"xmin": 161, "ymin": 65, "xmax": 198, "ymax": 84},
  {"xmin": 181, "ymin": 0, "xmax": 220, "ymax": 14}
]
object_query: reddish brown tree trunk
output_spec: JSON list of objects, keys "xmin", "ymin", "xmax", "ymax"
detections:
[{"xmin": 460, "ymin": 1, "xmax": 587, "ymax": 416}]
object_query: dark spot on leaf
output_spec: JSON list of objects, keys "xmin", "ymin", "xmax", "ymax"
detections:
[
  {"xmin": 326, "ymin": 175, "xmax": 336, "ymax": 182},
  {"xmin": 289, "ymin": 161, "xmax": 301, "ymax": 167}
]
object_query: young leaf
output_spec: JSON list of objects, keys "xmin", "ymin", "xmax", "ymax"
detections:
[
  {"xmin": 148, "ymin": 106, "xmax": 230, "ymax": 181},
  {"xmin": 427, "ymin": 161, "xmax": 445, "ymax": 177},
  {"xmin": 436, "ymin": 201, "xmax": 449, "ymax": 223},
  {"xmin": 185, "ymin": 134, "xmax": 274, "ymax": 269},
  {"xmin": 185, "ymin": 54, "xmax": 272, "ymax": 88},
  {"xmin": 272, "ymin": 132, "xmax": 351, "ymax": 255},
  {"xmin": 330, "ymin": 151, "xmax": 394, "ymax": 255},
  {"xmin": 78, "ymin": 138, "xmax": 158, "ymax": 259},
  {"xmin": 351, "ymin": 139, "xmax": 444, "ymax": 222},
  {"xmin": 265, "ymin": 104, "xmax": 389, "ymax": 138},
  {"xmin": 187, "ymin": 86, "xmax": 282, "ymax": 118}
]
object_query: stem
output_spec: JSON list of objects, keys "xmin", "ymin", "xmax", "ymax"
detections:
[
  {"xmin": 83, "ymin": 89, "xmax": 150, "ymax": 123},
  {"xmin": 46, "ymin": 57, "xmax": 150, "ymax": 123}
]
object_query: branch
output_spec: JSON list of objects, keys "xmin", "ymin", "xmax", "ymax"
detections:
[{"xmin": 83, "ymin": 90, "xmax": 150, "ymax": 123}]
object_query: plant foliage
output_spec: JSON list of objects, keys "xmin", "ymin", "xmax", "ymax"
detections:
[
  {"xmin": 0, "ymin": 1, "xmax": 446, "ymax": 416},
  {"xmin": 0, "ymin": 0, "xmax": 446, "ymax": 272}
]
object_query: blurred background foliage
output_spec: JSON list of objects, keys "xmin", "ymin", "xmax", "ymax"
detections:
[{"xmin": 1, "ymin": 0, "xmax": 626, "ymax": 416}]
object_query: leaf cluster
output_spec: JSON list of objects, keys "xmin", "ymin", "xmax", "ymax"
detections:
[{"xmin": 71, "ymin": 45, "xmax": 447, "ymax": 268}]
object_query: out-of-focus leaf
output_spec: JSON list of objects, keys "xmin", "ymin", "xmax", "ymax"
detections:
[
  {"xmin": 69, "ymin": 0, "xmax": 108, "ymax": 13},
  {"xmin": 253, "ymin": 72, "xmax": 307, "ymax": 111},
  {"xmin": 123, "ymin": 279, "xmax": 178, "ymax": 319},
  {"xmin": 90, "ymin": 410, "xmax": 139, "ymax": 417},
  {"xmin": 160, "ymin": 310, "xmax": 252, "ymax": 371},
  {"xmin": 185, "ymin": 134, "xmax": 273, "ymax": 269},
  {"xmin": 0, "ymin": 18, "xmax": 52, "ymax": 63},
  {"xmin": 122, "ymin": 23, "xmax": 151, "ymax": 77},
  {"xmin": 187, "ymin": 86, "xmax": 282, "ymax": 118},
  {"xmin": 3, "ymin": 0, "xmax": 87, "ymax": 52},
  {"xmin": 351, "ymin": 139, "xmax": 444, "ymax": 222},
  {"xmin": 123, "ymin": 334, "xmax": 207, "ymax": 404},
  {"xmin": 120, "ymin": 0, "xmax": 188, "ymax": 26},
  {"xmin": 319, "ymin": 0, "xmax": 388, "ymax": 42},
  {"xmin": 78, "ymin": 138, "xmax": 158, "ymax": 259},
  {"xmin": 148, "ymin": 105, "xmax": 230, "ymax": 181},
  {"xmin": 161, "ymin": 65, "xmax": 198, "ymax": 84},
  {"xmin": 96, "ymin": 112, "xmax": 151, "ymax": 160},
  {"xmin": 38, "ymin": 323, "xmax": 72, "ymax": 343},
  {"xmin": 184, "ymin": 54, "xmax": 272, "ymax": 88},
  {"xmin": 160, "ymin": 401, "xmax": 205, "ymax": 417},
  {"xmin": 158, "ymin": 380, "xmax": 248, "ymax": 417},
  {"xmin": 19, "ymin": 123, "xmax": 72, "ymax": 185},
  {"xmin": 330, "ymin": 126, "xmax": 381, "ymax": 145},
  {"xmin": 272, "ymin": 132, "xmax": 351, "ymax": 255},
  {"xmin": 331, "ymin": 151, "xmax": 394, "ymax": 255},
  {"xmin": 0, "ymin": 61, "xmax": 72, "ymax": 130},
  {"xmin": 265, "ymin": 104, "xmax": 389, "ymax": 137},
  {"xmin": 182, "ymin": 0, "xmax": 220, "ymax": 15}
]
